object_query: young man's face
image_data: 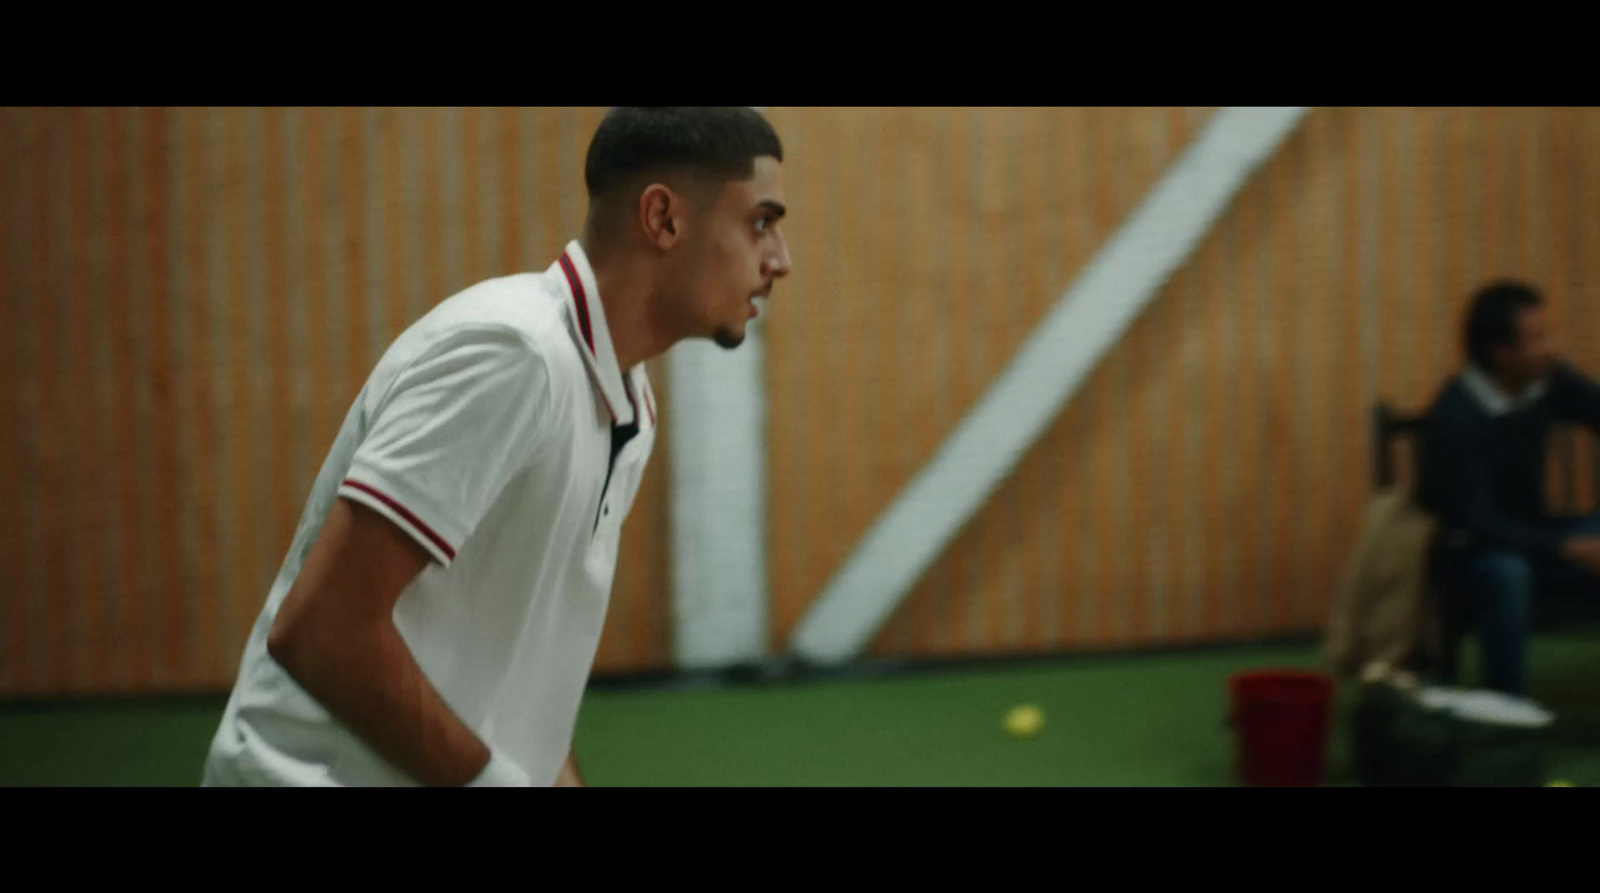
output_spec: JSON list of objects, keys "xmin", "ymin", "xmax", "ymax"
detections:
[
  {"xmin": 1497, "ymin": 305, "xmax": 1558, "ymax": 385},
  {"xmin": 677, "ymin": 155, "xmax": 791, "ymax": 348}
]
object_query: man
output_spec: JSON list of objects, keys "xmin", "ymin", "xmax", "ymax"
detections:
[
  {"xmin": 1416, "ymin": 281, "xmax": 1600, "ymax": 696},
  {"xmin": 203, "ymin": 107, "xmax": 792, "ymax": 786}
]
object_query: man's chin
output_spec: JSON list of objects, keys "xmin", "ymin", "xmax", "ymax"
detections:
[{"xmin": 712, "ymin": 325, "xmax": 746, "ymax": 350}]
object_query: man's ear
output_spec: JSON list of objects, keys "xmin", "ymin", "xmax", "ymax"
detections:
[{"xmin": 640, "ymin": 184, "xmax": 681, "ymax": 248}]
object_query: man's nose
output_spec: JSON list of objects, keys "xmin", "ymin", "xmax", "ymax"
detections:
[{"xmin": 766, "ymin": 231, "xmax": 792, "ymax": 278}]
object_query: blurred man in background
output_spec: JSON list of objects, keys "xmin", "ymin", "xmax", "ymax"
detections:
[
  {"xmin": 202, "ymin": 107, "xmax": 792, "ymax": 787},
  {"xmin": 1417, "ymin": 281, "xmax": 1600, "ymax": 695}
]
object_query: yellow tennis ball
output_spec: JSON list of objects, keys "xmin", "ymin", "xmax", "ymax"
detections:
[
  {"xmin": 1004, "ymin": 705, "xmax": 1043, "ymax": 738},
  {"xmin": 1547, "ymin": 779, "xmax": 1574, "ymax": 787}
]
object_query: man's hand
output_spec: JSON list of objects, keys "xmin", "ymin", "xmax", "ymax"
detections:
[
  {"xmin": 555, "ymin": 750, "xmax": 584, "ymax": 787},
  {"xmin": 1560, "ymin": 535, "xmax": 1600, "ymax": 578}
]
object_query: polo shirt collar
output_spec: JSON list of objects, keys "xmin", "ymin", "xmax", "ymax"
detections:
[
  {"xmin": 556, "ymin": 240, "xmax": 651, "ymax": 428},
  {"xmin": 1462, "ymin": 365, "xmax": 1549, "ymax": 418}
]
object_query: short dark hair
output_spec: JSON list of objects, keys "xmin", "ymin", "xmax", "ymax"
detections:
[
  {"xmin": 584, "ymin": 107, "xmax": 783, "ymax": 204},
  {"xmin": 1465, "ymin": 280, "xmax": 1544, "ymax": 369}
]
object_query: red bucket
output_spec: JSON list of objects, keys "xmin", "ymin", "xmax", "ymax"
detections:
[{"xmin": 1227, "ymin": 669, "xmax": 1335, "ymax": 787}]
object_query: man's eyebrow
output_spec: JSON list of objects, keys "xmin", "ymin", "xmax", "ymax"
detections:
[{"xmin": 758, "ymin": 200, "xmax": 787, "ymax": 218}]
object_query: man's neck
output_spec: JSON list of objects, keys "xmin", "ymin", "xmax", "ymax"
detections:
[
  {"xmin": 1490, "ymin": 369, "xmax": 1528, "ymax": 400},
  {"xmin": 580, "ymin": 236, "xmax": 676, "ymax": 371}
]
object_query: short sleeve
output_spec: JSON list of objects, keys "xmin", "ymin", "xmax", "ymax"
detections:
[{"xmin": 338, "ymin": 327, "xmax": 553, "ymax": 568}]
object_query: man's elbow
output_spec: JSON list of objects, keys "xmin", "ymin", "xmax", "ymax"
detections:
[
  {"xmin": 266, "ymin": 594, "xmax": 324, "ymax": 677},
  {"xmin": 267, "ymin": 590, "xmax": 381, "ymax": 684},
  {"xmin": 265, "ymin": 612, "xmax": 304, "ymax": 671}
]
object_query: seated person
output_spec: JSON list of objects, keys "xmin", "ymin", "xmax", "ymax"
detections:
[{"xmin": 1415, "ymin": 281, "xmax": 1600, "ymax": 695}]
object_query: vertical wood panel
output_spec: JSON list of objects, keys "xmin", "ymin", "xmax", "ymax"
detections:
[
  {"xmin": 2, "ymin": 112, "xmax": 27, "ymax": 689},
  {"xmin": 103, "ymin": 106, "xmax": 145, "ymax": 689},
  {"xmin": 64, "ymin": 108, "xmax": 99, "ymax": 689},
  {"xmin": 1014, "ymin": 110, "xmax": 1053, "ymax": 654}
]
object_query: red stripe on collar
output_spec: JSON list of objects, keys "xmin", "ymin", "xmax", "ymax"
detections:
[
  {"xmin": 559, "ymin": 250, "xmax": 621, "ymax": 421},
  {"xmin": 558, "ymin": 252, "xmax": 594, "ymax": 354}
]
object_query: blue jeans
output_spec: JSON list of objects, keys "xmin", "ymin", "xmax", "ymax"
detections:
[{"xmin": 1458, "ymin": 515, "xmax": 1600, "ymax": 695}]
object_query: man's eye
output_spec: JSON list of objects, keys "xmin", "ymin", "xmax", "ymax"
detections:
[{"xmin": 755, "ymin": 217, "xmax": 768, "ymax": 233}]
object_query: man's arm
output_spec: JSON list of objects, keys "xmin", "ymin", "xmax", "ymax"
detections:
[
  {"xmin": 1549, "ymin": 360, "xmax": 1600, "ymax": 434},
  {"xmin": 1543, "ymin": 362, "xmax": 1600, "ymax": 576},
  {"xmin": 267, "ymin": 497, "xmax": 519, "ymax": 787}
]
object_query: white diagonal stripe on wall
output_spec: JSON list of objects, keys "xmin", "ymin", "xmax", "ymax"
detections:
[{"xmin": 792, "ymin": 108, "xmax": 1310, "ymax": 663}]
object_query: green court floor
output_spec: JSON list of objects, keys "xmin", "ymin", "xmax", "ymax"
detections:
[{"xmin": 4, "ymin": 635, "xmax": 1599, "ymax": 786}]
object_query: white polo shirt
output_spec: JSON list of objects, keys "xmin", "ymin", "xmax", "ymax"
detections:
[{"xmin": 202, "ymin": 241, "xmax": 656, "ymax": 787}]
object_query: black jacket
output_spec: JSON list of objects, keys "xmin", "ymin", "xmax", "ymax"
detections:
[{"xmin": 1415, "ymin": 361, "xmax": 1600, "ymax": 557}]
